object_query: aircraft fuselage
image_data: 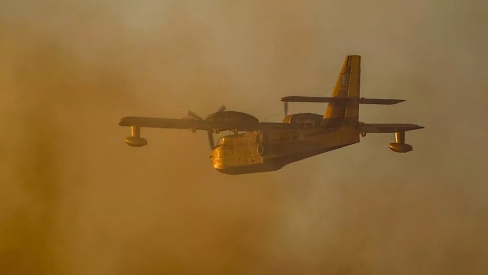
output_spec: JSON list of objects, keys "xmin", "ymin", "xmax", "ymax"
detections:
[{"xmin": 210, "ymin": 123, "xmax": 359, "ymax": 174}]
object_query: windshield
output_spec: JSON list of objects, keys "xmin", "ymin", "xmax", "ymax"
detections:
[{"xmin": 216, "ymin": 137, "xmax": 224, "ymax": 146}]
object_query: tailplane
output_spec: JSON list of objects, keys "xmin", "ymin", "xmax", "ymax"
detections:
[{"xmin": 281, "ymin": 96, "xmax": 405, "ymax": 105}]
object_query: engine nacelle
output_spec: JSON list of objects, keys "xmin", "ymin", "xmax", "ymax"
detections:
[
  {"xmin": 283, "ymin": 113, "xmax": 323, "ymax": 125},
  {"xmin": 206, "ymin": 111, "xmax": 258, "ymax": 124},
  {"xmin": 388, "ymin": 131, "xmax": 412, "ymax": 153}
]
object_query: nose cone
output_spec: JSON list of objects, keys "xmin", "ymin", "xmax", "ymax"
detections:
[{"xmin": 210, "ymin": 147, "xmax": 223, "ymax": 169}]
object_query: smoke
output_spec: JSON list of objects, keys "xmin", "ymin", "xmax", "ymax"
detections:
[{"xmin": 1, "ymin": 0, "xmax": 487, "ymax": 274}]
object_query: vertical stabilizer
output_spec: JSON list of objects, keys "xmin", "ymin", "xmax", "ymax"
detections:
[{"xmin": 322, "ymin": 55, "xmax": 361, "ymax": 126}]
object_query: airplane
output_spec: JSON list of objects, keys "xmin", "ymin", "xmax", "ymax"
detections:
[{"xmin": 119, "ymin": 55, "xmax": 424, "ymax": 175}]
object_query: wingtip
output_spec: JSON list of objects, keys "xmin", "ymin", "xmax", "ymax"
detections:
[
  {"xmin": 119, "ymin": 117, "xmax": 127, "ymax": 126},
  {"xmin": 119, "ymin": 116, "xmax": 135, "ymax": 126},
  {"xmin": 389, "ymin": 99, "xmax": 406, "ymax": 104}
]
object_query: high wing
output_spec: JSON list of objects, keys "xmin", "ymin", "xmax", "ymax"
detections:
[
  {"xmin": 120, "ymin": 117, "xmax": 424, "ymax": 133},
  {"xmin": 119, "ymin": 116, "xmax": 291, "ymax": 132},
  {"xmin": 359, "ymin": 123, "xmax": 424, "ymax": 133}
]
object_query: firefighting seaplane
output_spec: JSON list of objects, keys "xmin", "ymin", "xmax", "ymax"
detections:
[{"xmin": 119, "ymin": 55, "xmax": 423, "ymax": 174}]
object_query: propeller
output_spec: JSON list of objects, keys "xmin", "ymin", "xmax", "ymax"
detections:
[
  {"xmin": 187, "ymin": 110, "xmax": 204, "ymax": 120},
  {"xmin": 216, "ymin": 105, "xmax": 226, "ymax": 113},
  {"xmin": 186, "ymin": 105, "xmax": 226, "ymax": 150}
]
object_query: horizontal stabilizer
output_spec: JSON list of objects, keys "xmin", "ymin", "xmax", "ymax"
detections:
[
  {"xmin": 359, "ymin": 123, "xmax": 424, "ymax": 133},
  {"xmin": 358, "ymin": 98, "xmax": 405, "ymax": 104},
  {"xmin": 281, "ymin": 96, "xmax": 405, "ymax": 105}
]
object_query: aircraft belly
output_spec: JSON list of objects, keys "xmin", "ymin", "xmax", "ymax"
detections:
[
  {"xmin": 265, "ymin": 127, "xmax": 359, "ymax": 168},
  {"xmin": 215, "ymin": 163, "xmax": 282, "ymax": 175},
  {"xmin": 214, "ymin": 140, "xmax": 358, "ymax": 175}
]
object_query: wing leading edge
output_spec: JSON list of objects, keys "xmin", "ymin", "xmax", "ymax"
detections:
[
  {"xmin": 359, "ymin": 123, "xmax": 424, "ymax": 133},
  {"xmin": 120, "ymin": 117, "xmax": 424, "ymax": 133},
  {"xmin": 119, "ymin": 116, "xmax": 291, "ymax": 132}
]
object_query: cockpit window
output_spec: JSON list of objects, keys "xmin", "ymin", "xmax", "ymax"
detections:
[{"xmin": 216, "ymin": 137, "xmax": 224, "ymax": 146}]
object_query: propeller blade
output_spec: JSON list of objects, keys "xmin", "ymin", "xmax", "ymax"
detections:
[
  {"xmin": 207, "ymin": 131, "xmax": 215, "ymax": 149},
  {"xmin": 217, "ymin": 105, "xmax": 226, "ymax": 113},
  {"xmin": 284, "ymin": 101, "xmax": 288, "ymax": 117},
  {"xmin": 187, "ymin": 110, "xmax": 204, "ymax": 120}
]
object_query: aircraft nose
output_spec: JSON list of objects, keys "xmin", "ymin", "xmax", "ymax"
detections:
[
  {"xmin": 209, "ymin": 147, "xmax": 223, "ymax": 169},
  {"xmin": 209, "ymin": 148, "xmax": 217, "ymax": 161}
]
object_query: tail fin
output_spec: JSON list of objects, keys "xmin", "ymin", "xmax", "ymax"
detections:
[{"xmin": 322, "ymin": 55, "xmax": 361, "ymax": 126}]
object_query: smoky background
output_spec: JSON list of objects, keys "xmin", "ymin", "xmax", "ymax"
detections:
[{"xmin": 1, "ymin": 0, "xmax": 487, "ymax": 274}]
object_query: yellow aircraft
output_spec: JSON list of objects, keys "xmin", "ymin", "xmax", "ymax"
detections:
[{"xmin": 119, "ymin": 55, "xmax": 423, "ymax": 174}]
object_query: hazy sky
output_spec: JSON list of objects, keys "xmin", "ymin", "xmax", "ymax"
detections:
[{"xmin": 1, "ymin": 1, "xmax": 487, "ymax": 274}]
